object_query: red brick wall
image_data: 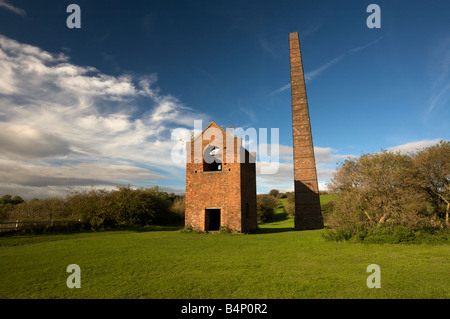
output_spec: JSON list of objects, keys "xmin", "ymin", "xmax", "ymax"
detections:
[{"xmin": 185, "ymin": 122, "xmax": 257, "ymax": 232}]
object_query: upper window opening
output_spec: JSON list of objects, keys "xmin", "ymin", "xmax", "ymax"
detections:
[{"xmin": 203, "ymin": 145, "xmax": 222, "ymax": 171}]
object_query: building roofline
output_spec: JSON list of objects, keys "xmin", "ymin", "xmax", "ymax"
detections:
[{"xmin": 190, "ymin": 121, "xmax": 254, "ymax": 155}]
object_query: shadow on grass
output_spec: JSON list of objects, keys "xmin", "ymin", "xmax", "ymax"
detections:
[
  {"xmin": 253, "ymin": 227, "xmax": 296, "ymax": 234},
  {"xmin": 130, "ymin": 224, "xmax": 184, "ymax": 232},
  {"xmin": 251, "ymin": 212, "xmax": 297, "ymax": 234},
  {"xmin": 0, "ymin": 224, "xmax": 185, "ymax": 238}
]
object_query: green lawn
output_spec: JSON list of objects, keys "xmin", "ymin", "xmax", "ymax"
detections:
[
  {"xmin": 319, "ymin": 194, "xmax": 338, "ymax": 205},
  {"xmin": 1, "ymin": 218, "xmax": 449, "ymax": 299}
]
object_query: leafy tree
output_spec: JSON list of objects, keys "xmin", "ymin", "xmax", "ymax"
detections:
[
  {"xmin": 170, "ymin": 195, "xmax": 185, "ymax": 217},
  {"xmin": 66, "ymin": 188, "xmax": 110, "ymax": 229},
  {"xmin": 0, "ymin": 195, "xmax": 24, "ymax": 221},
  {"xmin": 269, "ymin": 189, "xmax": 280, "ymax": 198},
  {"xmin": 413, "ymin": 140, "xmax": 450, "ymax": 227},
  {"xmin": 8, "ymin": 197, "xmax": 70, "ymax": 222},
  {"xmin": 327, "ymin": 150, "xmax": 429, "ymax": 231},
  {"xmin": 257, "ymin": 194, "xmax": 278, "ymax": 223}
]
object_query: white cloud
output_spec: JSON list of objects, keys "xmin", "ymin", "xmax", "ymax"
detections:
[
  {"xmin": 0, "ymin": 158, "xmax": 165, "ymax": 187},
  {"xmin": 255, "ymin": 139, "xmax": 446, "ymax": 194},
  {"xmin": 314, "ymin": 146, "xmax": 351, "ymax": 164},
  {"xmin": 0, "ymin": 34, "xmax": 207, "ymax": 198},
  {"xmin": 0, "ymin": 123, "xmax": 72, "ymax": 159},
  {"xmin": 256, "ymin": 161, "xmax": 336, "ymax": 193},
  {"xmin": 255, "ymin": 145, "xmax": 353, "ymax": 193},
  {"xmin": 257, "ymin": 162, "xmax": 293, "ymax": 193},
  {"xmin": 387, "ymin": 139, "xmax": 442, "ymax": 154}
]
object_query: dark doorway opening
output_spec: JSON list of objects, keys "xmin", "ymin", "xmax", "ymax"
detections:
[{"xmin": 205, "ymin": 208, "xmax": 221, "ymax": 231}]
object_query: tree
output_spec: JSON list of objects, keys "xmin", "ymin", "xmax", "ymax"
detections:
[
  {"xmin": 0, "ymin": 195, "xmax": 24, "ymax": 221},
  {"xmin": 11, "ymin": 196, "xmax": 24, "ymax": 205},
  {"xmin": 170, "ymin": 196, "xmax": 185, "ymax": 217},
  {"xmin": 327, "ymin": 150, "xmax": 428, "ymax": 230},
  {"xmin": 268, "ymin": 189, "xmax": 280, "ymax": 198},
  {"xmin": 413, "ymin": 140, "xmax": 450, "ymax": 227},
  {"xmin": 0, "ymin": 195, "xmax": 12, "ymax": 204},
  {"xmin": 257, "ymin": 194, "xmax": 278, "ymax": 223}
]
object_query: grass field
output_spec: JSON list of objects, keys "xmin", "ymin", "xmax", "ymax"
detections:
[
  {"xmin": 319, "ymin": 194, "xmax": 338, "ymax": 205},
  {"xmin": 1, "ymin": 214, "xmax": 449, "ymax": 299}
]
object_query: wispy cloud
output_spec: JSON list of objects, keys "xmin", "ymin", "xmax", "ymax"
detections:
[
  {"xmin": 271, "ymin": 35, "xmax": 386, "ymax": 95},
  {"xmin": 299, "ymin": 23, "xmax": 321, "ymax": 41},
  {"xmin": 0, "ymin": 34, "xmax": 208, "ymax": 198},
  {"xmin": 0, "ymin": 0, "xmax": 26, "ymax": 16},
  {"xmin": 425, "ymin": 37, "xmax": 450, "ymax": 118},
  {"xmin": 258, "ymin": 35, "xmax": 277, "ymax": 57},
  {"xmin": 305, "ymin": 35, "xmax": 385, "ymax": 81},
  {"xmin": 269, "ymin": 83, "xmax": 290, "ymax": 96},
  {"xmin": 239, "ymin": 107, "xmax": 257, "ymax": 126},
  {"xmin": 348, "ymin": 36, "xmax": 384, "ymax": 54},
  {"xmin": 304, "ymin": 55, "xmax": 345, "ymax": 82}
]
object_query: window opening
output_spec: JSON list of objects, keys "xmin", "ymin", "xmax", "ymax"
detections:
[{"xmin": 203, "ymin": 145, "xmax": 222, "ymax": 171}]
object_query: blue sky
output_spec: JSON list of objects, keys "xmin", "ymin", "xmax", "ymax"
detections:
[{"xmin": 0, "ymin": 0, "xmax": 449, "ymax": 198}]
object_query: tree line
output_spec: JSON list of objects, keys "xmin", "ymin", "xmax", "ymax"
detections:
[{"xmin": 1, "ymin": 186, "xmax": 185, "ymax": 232}]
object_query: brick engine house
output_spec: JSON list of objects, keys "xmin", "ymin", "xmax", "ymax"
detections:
[
  {"xmin": 185, "ymin": 31, "xmax": 323, "ymax": 232},
  {"xmin": 185, "ymin": 122, "xmax": 257, "ymax": 233}
]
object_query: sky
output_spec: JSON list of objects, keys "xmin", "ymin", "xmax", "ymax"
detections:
[{"xmin": 0, "ymin": 0, "xmax": 449, "ymax": 199}]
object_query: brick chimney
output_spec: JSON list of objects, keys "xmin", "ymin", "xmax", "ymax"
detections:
[{"xmin": 289, "ymin": 31, "xmax": 324, "ymax": 230}]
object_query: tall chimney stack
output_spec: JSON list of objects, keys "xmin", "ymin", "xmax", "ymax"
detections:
[{"xmin": 289, "ymin": 31, "xmax": 324, "ymax": 230}]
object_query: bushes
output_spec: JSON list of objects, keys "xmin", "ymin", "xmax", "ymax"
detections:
[
  {"xmin": 257, "ymin": 194, "xmax": 278, "ymax": 223},
  {"xmin": 8, "ymin": 220, "xmax": 90, "ymax": 235},
  {"xmin": 5, "ymin": 186, "xmax": 185, "ymax": 232},
  {"xmin": 168, "ymin": 196, "xmax": 185, "ymax": 224},
  {"xmin": 322, "ymin": 227, "xmax": 354, "ymax": 242},
  {"xmin": 8, "ymin": 197, "xmax": 71, "ymax": 222},
  {"xmin": 323, "ymin": 141, "xmax": 450, "ymax": 243},
  {"xmin": 283, "ymin": 192, "xmax": 295, "ymax": 217},
  {"xmin": 322, "ymin": 224, "xmax": 449, "ymax": 244}
]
